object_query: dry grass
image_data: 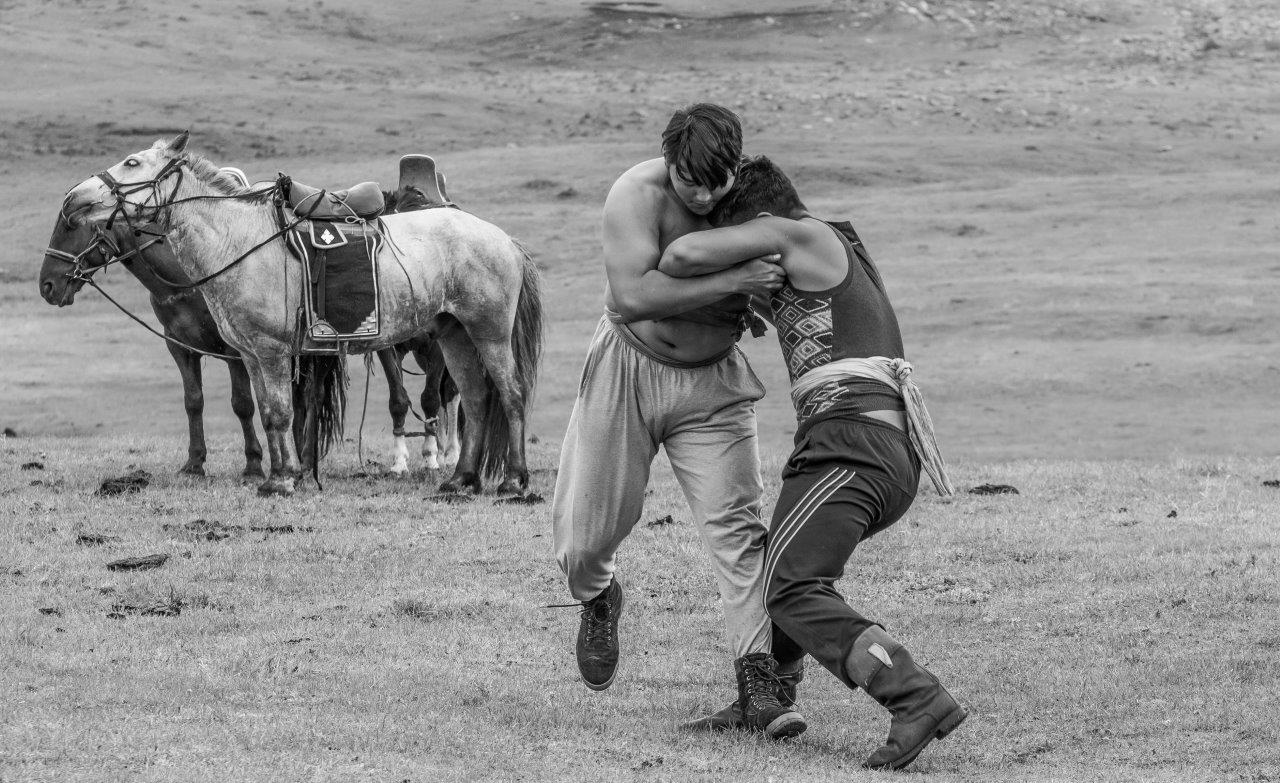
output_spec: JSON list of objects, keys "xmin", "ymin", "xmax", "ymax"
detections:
[
  {"xmin": 2, "ymin": 436, "xmax": 1278, "ymax": 782},
  {"xmin": 3, "ymin": 0, "xmax": 1280, "ymax": 779}
]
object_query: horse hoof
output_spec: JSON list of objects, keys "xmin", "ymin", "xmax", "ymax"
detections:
[
  {"xmin": 439, "ymin": 474, "xmax": 481, "ymax": 495},
  {"xmin": 257, "ymin": 478, "xmax": 295, "ymax": 497},
  {"xmin": 388, "ymin": 464, "xmax": 410, "ymax": 478},
  {"xmin": 178, "ymin": 464, "xmax": 206, "ymax": 477},
  {"xmin": 496, "ymin": 478, "xmax": 526, "ymax": 496},
  {"xmin": 242, "ymin": 465, "xmax": 266, "ymax": 479}
]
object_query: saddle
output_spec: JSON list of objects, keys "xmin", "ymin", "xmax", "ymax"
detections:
[
  {"xmin": 395, "ymin": 154, "xmax": 454, "ymax": 210},
  {"xmin": 279, "ymin": 155, "xmax": 458, "ymax": 354},
  {"xmin": 282, "ymin": 176, "xmax": 386, "ymax": 220}
]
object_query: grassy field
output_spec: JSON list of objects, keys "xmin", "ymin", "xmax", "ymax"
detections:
[
  {"xmin": 3, "ymin": 0, "xmax": 1280, "ymax": 780},
  {"xmin": 2, "ymin": 437, "xmax": 1279, "ymax": 781}
]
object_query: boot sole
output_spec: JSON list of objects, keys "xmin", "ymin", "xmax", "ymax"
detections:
[
  {"xmin": 765, "ymin": 711, "xmax": 808, "ymax": 740},
  {"xmin": 865, "ymin": 704, "xmax": 968, "ymax": 771},
  {"xmin": 579, "ymin": 585, "xmax": 624, "ymax": 692}
]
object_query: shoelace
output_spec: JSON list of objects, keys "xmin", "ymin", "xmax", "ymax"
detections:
[
  {"xmin": 742, "ymin": 658, "xmax": 786, "ymax": 705},
  {"xmin": 580, "ymin": 598, "xmax": 614, "ymax": 648}
]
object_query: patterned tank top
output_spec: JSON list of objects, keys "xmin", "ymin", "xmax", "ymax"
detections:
[{"xmin": 770, "ymin": 218, "xmax": 906, "ymax": 425}]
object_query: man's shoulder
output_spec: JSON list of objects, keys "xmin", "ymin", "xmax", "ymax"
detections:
[
  {"xmin": 605, "ymin": 159, "xmax": 675, "ymax": 223},
  {"xmin": 757, "ymin": 214, "xmax": 832, "ymax": 247},
  {"xmin": 609, "ymin": 159, "xmax": 666, "ymax": 197}
]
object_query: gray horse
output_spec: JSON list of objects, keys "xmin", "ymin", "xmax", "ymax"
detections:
[{"xmin": 59, "ymin": 133, "xmax": 542, "ymax": 496}]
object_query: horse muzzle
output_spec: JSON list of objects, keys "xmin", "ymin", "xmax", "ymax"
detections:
[{"xmin": 38, "ymin": 273, "xmax": 84, "ymax": 306}]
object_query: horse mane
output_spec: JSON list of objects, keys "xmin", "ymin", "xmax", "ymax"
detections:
[{"xmin": 179, "ymin": 151, "xmax": 273, "ymax": 203}]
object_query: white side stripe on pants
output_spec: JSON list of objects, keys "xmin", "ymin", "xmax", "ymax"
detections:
[{"xmin": 763, "ymin": 467, "xmax": 855, "ymax": 593}]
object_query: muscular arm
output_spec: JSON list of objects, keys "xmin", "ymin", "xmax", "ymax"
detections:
[
  {"xmin": 603, "ymin": 183, "xmax": 753, "ymax": 323},
  {"xmin": 658, "ymin": 218, "xmax": 790, "ymax": 278}
]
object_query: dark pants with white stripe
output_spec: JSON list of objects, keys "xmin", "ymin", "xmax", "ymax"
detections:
[{"xmin": 764, "ymin": 415, "xmax": 919, "ymax": 691}]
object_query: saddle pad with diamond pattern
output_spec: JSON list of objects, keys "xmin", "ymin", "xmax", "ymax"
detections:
[{"xmin": 285, "ymin": 220, "xmax": 383, "ymax": 340}]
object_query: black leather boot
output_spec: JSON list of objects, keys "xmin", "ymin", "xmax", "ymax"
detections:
[
  {"xmin": 680, "ymin": 658, "xmax": 804, "ymax": 732},
  {"xmin": 735, "ymin": 653, "xmax": 807, "ymax": 739},
  {"xmin": 844, "ymin": 625, "xmax": 967, "ymax": 770}
]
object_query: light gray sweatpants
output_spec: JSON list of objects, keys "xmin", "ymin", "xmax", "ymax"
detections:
[{"xmin": 552, "ymin": 316, "xmax": 771, "ymax": 657}]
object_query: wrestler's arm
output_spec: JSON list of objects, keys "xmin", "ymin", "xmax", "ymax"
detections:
[
  {"xmin": 658, "ymin": 218, "xmax": 789, "ymax": 278},
  {"xmin": 604, "ymin": 183, "xmax": 770, "ymax": 322}
]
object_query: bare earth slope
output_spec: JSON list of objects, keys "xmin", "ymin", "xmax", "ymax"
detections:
[{"xmin": 3, "ymin": 0, "xmax": 1279, "ymax": 463}]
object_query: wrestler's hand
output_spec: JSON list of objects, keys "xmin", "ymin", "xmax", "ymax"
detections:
[{"xmin": 732, "ymin": 255, "xmax": 785, "ymax": 296}]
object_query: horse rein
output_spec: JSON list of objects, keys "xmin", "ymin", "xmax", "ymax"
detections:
[
  {"xmin": 45, "ymin": 157, "xmax": 293, "ymax": 362},
  {"xmin": 79, "ymin": 155, "xmax": 302, "ymax": 292},
  {"xmin": 43, "ymin": 223, "xmax": 160, "ymax": 286}
]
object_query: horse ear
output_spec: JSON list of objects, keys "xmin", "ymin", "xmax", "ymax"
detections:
[{"xmin": 167, "ymin": 131, "xmax": 190, "ymax": 153}]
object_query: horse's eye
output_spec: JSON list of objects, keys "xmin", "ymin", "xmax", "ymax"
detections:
[{"xmin": 124, "ymin": 159, "xmax": 139, "ymax": 167}]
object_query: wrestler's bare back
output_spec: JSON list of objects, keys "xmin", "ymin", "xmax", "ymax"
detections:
[{"xmin": 602, "ymin": 159, "xmax": 744, "ymax": 363}]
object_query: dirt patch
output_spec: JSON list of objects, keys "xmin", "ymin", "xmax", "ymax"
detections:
[
  {"xmin": 162, "ymin": 519, "xmax": 315, "ymax": 540},
  {"xmin": 969, "ymin": 483, "xmax": 1020, "ymax": 495},
  {"xmin": 493, "ymin": 492, "xmax": 545, "ymax": 506},
  {"xmin": 95, "ymin": 470, "xmax": 152, "ymax": 497},
  {"xmin": 106, "ymin": 553, "xmax": 169, "ymax": 572},
  {"xmin": 76, "ymin": 532, "xmax": 120, "ymax": 546}
]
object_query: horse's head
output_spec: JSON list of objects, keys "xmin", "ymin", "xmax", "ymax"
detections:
[
  {"xmin": 62, "ymin": 132, "xmax": 190, "ymax": 229},
  {"xmin": 38, "ymin": 215, "xmax": 126, "ymax": 306}
]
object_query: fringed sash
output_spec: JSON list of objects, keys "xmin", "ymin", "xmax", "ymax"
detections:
[{"xmin": 791, "ymin": 357, "xmax": 955, "ymax": 496}]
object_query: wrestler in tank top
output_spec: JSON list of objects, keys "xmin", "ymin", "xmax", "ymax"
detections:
[{"xmin": 770, "ymin": 217, "xmax": 907, "ymax": 426}]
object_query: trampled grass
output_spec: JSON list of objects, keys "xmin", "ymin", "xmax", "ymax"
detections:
[{"xmin": 2, "ymin": 436, "xmax": 1277, "ymax": 782}]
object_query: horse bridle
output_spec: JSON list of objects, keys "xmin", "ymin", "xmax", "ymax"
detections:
[
  {"xmin": 43, "ymin": 222, "xmax": 166, "ymax": 286},
  {"xmin": 57, "ymin": 155, "xmax": 298, "ymax": 292},
  {"xmin": 93, "ymin": 156, "xmax": 186, "ymax": 231}
]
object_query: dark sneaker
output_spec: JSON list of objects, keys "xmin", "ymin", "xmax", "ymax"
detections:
[
  {"xmin": 736, "ymin": 653, "xmax": 807, "ymax": 739},
  {"xmin": 576, "ymin": 578, "xmax": 624, "ymax": 691}
]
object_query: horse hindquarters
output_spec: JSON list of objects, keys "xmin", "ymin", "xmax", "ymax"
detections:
[
  {"xmin": 433, "ymin": 317, "xmax": 488, "ymax": 494},
  {"xmin": 464, "ymin": 248, "xmax": 543, "ymax": 493}
]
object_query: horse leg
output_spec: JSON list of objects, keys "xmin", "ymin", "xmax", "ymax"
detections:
[
  {"xmin": 441, "ymin": 369, "xmax": 461, "ymax": 465},
  {"xmin": 291, "ymin": 375, "xmax": 313, "ymax": 476},
  {"xmin": 227, "ymin": 358, "xmax": 265, "ymax": 478},
  {"xmin": 167, "ymin": 342, "xmax": 207, "ymax": 476},
  {"xmin": 442, "ymin": 393, "xmax": 461, "ymax": 465},
  {"xmin": 245, "ymin": 353, "xmax": 302, "ymax": 496},
  {"xmin": 470, "ymin": 336, "xmax": 529, "ymax": 494},
  {"xmin": 433, "ymin": 320, "xmax": 488, "ymax": 494},
  {"xmin": 413, "ymin": 342, "xmax": 445, "ymax": 471},
  {"xmin": 377, "ymin": 347, "xmax": 412, "ymax": 476}
]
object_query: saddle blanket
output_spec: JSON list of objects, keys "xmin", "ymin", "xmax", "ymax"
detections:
[{"xmin": 285, "ymin": 220, "xmax": 383, "ymax": 346}]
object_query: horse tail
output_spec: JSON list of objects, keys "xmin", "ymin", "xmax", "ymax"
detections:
[
  {"xmin": 510, "ymin": 240, "xmax": 544, "ymax": 410},
  {"xmin": 299, "ymin": 355, "xmax": 348, "ymax": 461},
  {"xmin": 474, "ymin": 240, "xmax": 543, "ymax": 480}
]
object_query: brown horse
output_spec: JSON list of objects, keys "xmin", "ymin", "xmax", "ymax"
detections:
[{"xmin": 60, "ymin": 134, "xmax": 542, "ymax": 496}]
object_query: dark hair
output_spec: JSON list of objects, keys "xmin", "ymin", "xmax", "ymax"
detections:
[
  {"xmin": 709, "ymin": 155, "xmax": 806, "ymax": 227},
  {"xmin": 661, "ymin": 103, "xmax": 742, "ymax": 190}
]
